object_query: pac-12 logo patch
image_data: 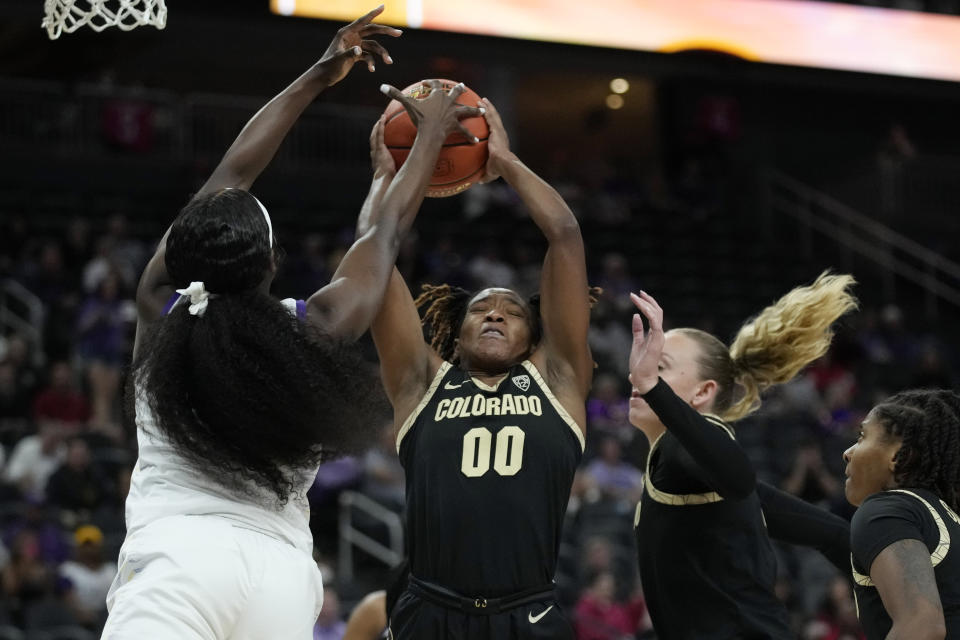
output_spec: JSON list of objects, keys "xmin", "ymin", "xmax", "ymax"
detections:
[{"xmin": 512, "ymin": 374, "xmax": 531, "ymax": 392}]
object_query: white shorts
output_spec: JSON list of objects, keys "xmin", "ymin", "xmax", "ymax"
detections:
[{"xmin": 102, "ymin": 514, "xmax": 323, "ymax": 640}]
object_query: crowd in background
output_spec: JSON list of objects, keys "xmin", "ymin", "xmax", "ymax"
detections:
[{"xmin": 0, "ymin": 134, "xmax": 957, "ymax": 639}]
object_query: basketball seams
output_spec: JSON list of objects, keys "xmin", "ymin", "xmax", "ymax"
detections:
[
  {"xmin": 385, "ymin": 136, "xmax": 490, "ymax": 151},
  {"xmin": 382, "ymin": 78, "xmax": 489, "ymax": 198}
]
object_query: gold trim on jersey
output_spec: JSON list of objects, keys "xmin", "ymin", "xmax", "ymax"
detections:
[
  {"xmin": 850, "ymin": 488, "xmax": 952, "ymax": 588},
  {"xmin": 396, "ymin": 362, "xmax": 452, "ymax": 453},
  {"xmin": 519, "ymin": 360, "xmax": 585, "ymax": 451},
  {"xmin": 642, "ymin": 416, "xmax": 736, "ymax": 506}
]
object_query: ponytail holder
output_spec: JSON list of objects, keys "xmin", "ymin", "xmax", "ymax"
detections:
[{"xmin": 176, "ymin": 281, "xmax": 217, "ymax": 317}]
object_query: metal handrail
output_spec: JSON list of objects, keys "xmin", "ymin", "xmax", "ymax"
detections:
[
  {"xmin": 770, "ymin": 170, "xmax": 960, "ymax": 281},
  {"xmin": 764, "ymin": 169, "xmax": 960, "ymax": 314},
  {"xmin": 338, "ymin": 490, "xmax": 403, "ymax": 582},
  {"xmin": 0, "ymin": 279, "xmax": 44, "ymax": 361}
]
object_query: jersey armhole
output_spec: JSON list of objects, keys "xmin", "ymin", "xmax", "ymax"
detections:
[
  {"xmin": 520, "ymin": 360, "xmax": 585, "ymax": 451},
  {"xmin": 396, "ymin": 362, "xmax": 452, "ymax": 453}
]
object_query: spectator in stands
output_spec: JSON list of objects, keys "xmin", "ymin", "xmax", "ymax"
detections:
[
  {"xmin": 803, "ymin": 575, "xmax": 864, "ymax": 640},
  {"xmin": 104, "ymin": 214, "xmax": 148, "ymax": 278},
  {"xmin": 45, "ymin": 438, "xmax": 106, "ymax": 515},
  {"xmin": 781, "ymin": 440, "xmax": 842, "ymax": 506},
  {"xmin": 361, "ymin": 423, "xmax": 405, "ymax": 513},
  {"xmin": 573, "ymin": 570, "xmax": 648, "ymax": 640},
  {"xmin": 83, "ymin": 237, "xmax": 135, "ymax": 295},
  {"xmin": 586, "ymin": 374, "xmax": 632, "ymax": 442},
  {"xmin": 583, "ymin": 436, "xmax": 643, "ymax": 512},
  {"xmin": 75, "ymin": 269, "xmax": 133, "ymax": 435},
  {"xmin": 313, "ymin": 586, "xmax": 347, "ymax": 640},
  {"xmin": 32, "ymin": 361, "xmax": 90, "ymax": 434},
  {"xmin": 589, "ymin": 305, "xmax": 633, "ymax": 375},
  {"xmin": 910, "ymin": 343, "xmax": 954, "ymax": 389},
  {"xmin": 21, "ymin": 242, "xmax": 79, "ymax": 360},
  {"xmin": 285, "ymin": 233, "xmax": 333, "ymax": 296},
  {"xmin": 596, "ymin": 253, "xmax": 637, "ymax": 314},
  {"xmin": 4, "ymin": 423, "xmax": 67, "ymax": 501},
  {"xmin": 59, "ymin": 524, "xmax": 116, "ymax": 632},
  {"xmin": 1, "ymin": 529, "xmax": 54, "ymax": 625},
  {"xmin": 420, "ymin": 235, "xmax": 469, "ymax": 287},
  {"xmin": 466, "ymin": 243, "xmax": 517, "ymax": 289},
  {"xmin": 61, "ymin": 218, "xmax": 93, "ymax": 284},
  {"xmin": 0, "ymin": 215, "xmax": 29, "ymax": 277},
  {"xmin": 2, "ymin": 334, "xmax": 41, "ymax": 402},
  {"xmin": 0, "ymin": 362, "xmax": 31, "ymax": 443}
]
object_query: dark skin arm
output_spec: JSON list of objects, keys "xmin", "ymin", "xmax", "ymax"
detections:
[
  {"xmin": 132, "ymin": 9, "xmax": 432, "ymax": 353},
  {"xmin": 871, "ymin": 538, "xmax": 946, "ymax": 640},
  {"xmin": 343, "ymin": 591, "xmax": 387, "ymax": 640},
  {"xmin": 310, "ymin": 81, "xmax": 480, "ymax": 341},
  {"xmin": 368, "ymin": 84, "xmax": 486, "ymax": 427},
  {"xmin": 137, "ymin": 6, "xmax": 400, "ymax": 325},
  {"xmin": 481, "ymin": 99, "xmax": 592, "ymax": 425}
]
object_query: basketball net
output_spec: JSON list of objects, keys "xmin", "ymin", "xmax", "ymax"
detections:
[{"xmin": 42, "ymin": 0, "xmax": 167, "ymax": 40}]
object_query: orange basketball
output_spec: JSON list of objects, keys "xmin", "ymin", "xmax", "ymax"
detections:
[{"xmin": 382, "ymin": 79, "xmax": 489, "ymax": 198}]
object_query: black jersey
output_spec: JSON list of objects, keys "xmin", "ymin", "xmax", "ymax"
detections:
[
  {"xmin": 851, "ymin": 488, "xmax": 960, "ymax": 639},
  {"xmin": 398, "ymin": 360, "xmax": 584, "ymax": 597},
  {"xmin": 634, "ymin": 380, "xmax": 791, "ymax": 640}
]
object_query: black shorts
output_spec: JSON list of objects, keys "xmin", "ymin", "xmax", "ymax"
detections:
[{"xmin": 389, "ymin": 589, "xmax": 574, "ymax": 640}]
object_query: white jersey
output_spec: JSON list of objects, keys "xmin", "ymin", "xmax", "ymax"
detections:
[{"xmin": 123, "ymin": 297, "xmax": 316, "ymax": 554}]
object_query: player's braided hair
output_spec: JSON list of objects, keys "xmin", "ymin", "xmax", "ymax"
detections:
[
  {"xmin": 414, "ymin": 284, "xmax": 601, "ymax": 363},
  {"xmin": 873, "ymin": 389, "xmax": 960, "ymax": 513},
  {"xmin": 678, "ymin": 271, "xmax": 857, "ymax": 422},
  {"xmin": 132, "ymin": 189, "xmax": 384, "ymax": 505}
]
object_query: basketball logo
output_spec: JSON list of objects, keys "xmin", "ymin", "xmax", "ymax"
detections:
[
  {"xmin": 435, "ymin": 158, "xmax": 453, "ymax": 177},
  {"xmin": 512, "ymin": 374, "xmax": 531, "ymax": 392}
]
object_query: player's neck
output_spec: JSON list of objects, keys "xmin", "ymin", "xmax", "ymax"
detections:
[{"xmin": 464, "ymin": 367, "xmax": 511, "ymax": 386}]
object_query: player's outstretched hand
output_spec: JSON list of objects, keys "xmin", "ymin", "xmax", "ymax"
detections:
[
  {"xmin": 379, "ymin": 80, "xmax": 484, "ymax": 142},
  {"xmin": 478, "ymin": 97, "xmax": 515, "ymax": 183},
  {"xmin": 316, "ymin": 5, "xmax": 401, "ymax": 86},
  {"xmin": 628, "ymin": 291, "xmax": 664, "ymax": 395}
]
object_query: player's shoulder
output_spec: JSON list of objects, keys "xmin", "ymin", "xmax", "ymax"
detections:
[
  {"xmin": 853, "ymin": 489, "xmax": 932, "ymax": 530},
  {"xmin": 702, "ymin": 413, "xmax": 736, "ymax": 439}
]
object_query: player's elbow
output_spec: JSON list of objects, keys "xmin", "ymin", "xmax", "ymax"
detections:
[
  {"xmin": 544, "ymin": 217, "xmax": 581, "ymax": 243},
  {"xmin": 360, "ymin": 220, "xmax": 402, "ymax": 255}
]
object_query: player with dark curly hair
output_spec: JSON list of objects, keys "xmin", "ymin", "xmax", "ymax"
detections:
[
  {"xmin": 366, "ymin": 96, "xmax": 592, "ymax": 640},
  {"xmin": 844, "ymin": 388, "xmax": 960, "ymax": 640},
  {"xmin": 101, "ymin": 9, "xmax": 481, "ymax": 639}
]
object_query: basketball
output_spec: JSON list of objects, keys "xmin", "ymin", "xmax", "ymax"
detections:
[{"xmin": 383, "ymin": 79, "xmax": 489, "ymax": 198}]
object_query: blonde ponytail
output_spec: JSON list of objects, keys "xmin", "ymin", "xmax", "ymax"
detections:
[{"xmin": 722, "ymin": 271, "xmax": 858, "ymax": 421}]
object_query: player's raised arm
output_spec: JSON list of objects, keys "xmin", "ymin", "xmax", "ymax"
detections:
[
  {"xmin": 306, "ymin": 81, "xmax": 481, "ymax": 341},
  {"xmin": 135, "ymin": 6, "xmax": 400, "ymax": 337},
  {"xmin": 479, "ymin": 98, "xmax": 593, "ymax": 398},
  {"xmin": 198, "ymin": 5, "xmax": 400, "ymax": 196}
]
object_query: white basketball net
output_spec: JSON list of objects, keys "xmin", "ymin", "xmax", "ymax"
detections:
[{"xmin": 42, "ymin": 0, "xmax": 167, "ymax": 40}]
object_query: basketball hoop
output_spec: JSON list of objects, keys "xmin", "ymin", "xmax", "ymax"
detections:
[{"xmin": 42, "ymin": 0, "xmax": 167, "ymax": 40}]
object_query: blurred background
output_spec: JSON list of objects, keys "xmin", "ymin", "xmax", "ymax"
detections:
[{"xmin": 1, "ymin": 0, "xmax": 960, "ymax": 638}]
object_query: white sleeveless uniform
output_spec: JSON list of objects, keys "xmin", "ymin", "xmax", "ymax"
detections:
[{"xmin": 102, "ymin": 298, "xmax": 324, "ymax": 639}]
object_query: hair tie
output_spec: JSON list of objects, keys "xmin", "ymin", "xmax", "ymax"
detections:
[{"xmin": 176, "ymin": 281, "xmax": 217, "ymax": 317}]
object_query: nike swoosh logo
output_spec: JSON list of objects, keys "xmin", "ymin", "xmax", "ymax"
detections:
[
  {"xmin": 528, "ymin": 605, "xmax": 553, "ymax": 624},
  {"xmin": 444, "ymin": 381, "xmax": 463, "ymax": 390}
]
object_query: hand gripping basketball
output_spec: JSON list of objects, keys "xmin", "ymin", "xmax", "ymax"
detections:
[{"xmin": 380, "ymin": 80, "xmax": 488, "ymax": 197}]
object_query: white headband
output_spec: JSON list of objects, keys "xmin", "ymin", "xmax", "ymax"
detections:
[
  {"xmin": 224, "ymin": 188, "xmax": 273, "ymax": 247},
  {"xmin": 251, "ymin": 193, "xmax": 274, "ymax": 247}
]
